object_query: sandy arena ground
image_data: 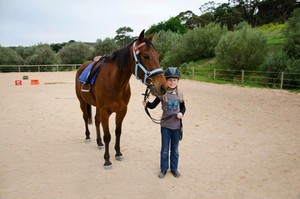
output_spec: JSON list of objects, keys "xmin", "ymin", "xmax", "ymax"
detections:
[{"xmin": 0, "ymin": 72, "xmax": 299, "ymax": 199}]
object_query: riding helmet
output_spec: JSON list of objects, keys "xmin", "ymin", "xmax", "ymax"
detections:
[{"xmin": 164, "ymin": 67, "xmax": 180, "ymax": 79}]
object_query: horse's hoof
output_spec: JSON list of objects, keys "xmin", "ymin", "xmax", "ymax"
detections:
[
  {"xmin": 98, "ymin": 145, "xmax": 104, "ymax": 150},
  {"xmin": 104, "ymin": 165, "xmax": 112, "ymax": 170},
  {"xmin": 104, "ymin": 162, "xmax": 112, "ymax": 169},
  {"xmin": 115, "ymin": 155, "xmax": 124, "ymax": 161},
  {"xmin": 85, "ymin": 139, "xmax": 91, "ymax": 143}
]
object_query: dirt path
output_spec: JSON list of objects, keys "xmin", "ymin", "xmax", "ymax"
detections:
[{"xmin": 0, "ymin": 72, "xmax": 299, "ymax": 199}]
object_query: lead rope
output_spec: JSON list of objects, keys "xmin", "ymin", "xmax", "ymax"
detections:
[
  {"xmin": 143, "ymin": 88, "xmax": 161, "ymax": 124},
  {"xmin": 143, "ymin": 88, "xmax": 183, "ymax": 140},
  {"xmin": 142, "ymin": 88, "xmax": 177, "ymax": 124}
]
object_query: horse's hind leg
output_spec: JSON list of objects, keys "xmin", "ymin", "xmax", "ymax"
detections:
[
  {"xmin": 114, "ymin": 107, "xmax": 127, "ymax": 161},
  {"xmin": 80, "ymin": 102, "xmax": 92, "ymax": 143},
  {"xmin": 101, "ymin": 110, "xmax": 112, "ymax": 167},
  {"xmin": 95, "ymin": 108, "xmax": 104, "ymax": 149}
]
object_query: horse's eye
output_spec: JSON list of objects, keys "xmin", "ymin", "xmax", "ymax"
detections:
[{"xmin": 143, "ymin": 55, "xmax": 149, "ymax": 60}]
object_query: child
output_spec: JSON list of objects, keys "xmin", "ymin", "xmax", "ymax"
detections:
[{"xmin": 143, "ymin": 67, "xmax": 186, "ymax": 178}]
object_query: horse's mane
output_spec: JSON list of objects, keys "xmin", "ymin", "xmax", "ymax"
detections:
[{"xmin": 105, "ymin": 38, "xmax": 154, "ymax": 71}]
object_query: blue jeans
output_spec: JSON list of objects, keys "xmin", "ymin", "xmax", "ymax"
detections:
[{"xmin": 160, "ymin": 127, "xmax": 180, "ymax": 172}]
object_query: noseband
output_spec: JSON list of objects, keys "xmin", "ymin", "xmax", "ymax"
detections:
[{"xmin": 132, "ymin": 41, "xmax": 163, "ymax": 86}]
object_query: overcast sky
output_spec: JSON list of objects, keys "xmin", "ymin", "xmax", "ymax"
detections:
[{"xmin": 0, "ymin": 0, "xmax": 227, "ymax": 47}]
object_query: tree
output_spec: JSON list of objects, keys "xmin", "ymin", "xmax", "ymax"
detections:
[
  {"xmin": 178, "ymin": 10, "xmax": 198, "ymax": 29},
  {"xmin": 26, "ymin": 44, "xmax": 58, "ymax": 65},
  {"xmin": 152, "ymin": 30, "xmax": 180, "ymax": 65},
  {"xmin": 50, "ymin": 43, "xmax": 66, "ymax": 53},
  {"xmin": 58, "ymin": 42, "xmax": 94, "ymax": 64},
  {"xmin": 256, "ymin": 0, "xmax": 300, "ymax": 25},
  {"xmin": 283, "ymin": 8, "xmax": 300, "ymax": 59},
  {"xmin": 214, "ymin": 3, "xmax": 243, "ymax": 30},
  {"xmin": 0, "ymin": 46, "xmax": 23, "ymax": 64},
  {"xmin": 230, "ymin": 0, "xmax": 260, "ymax": 26},
  {"xmin": 114, "ymin": 27, "xmax": 133, "ymax": 46},
  {"xmin": 94, "ymin": 37, "xmax": 119, "ymax": 56},
  {"xmin": 215, "ymin": 23, "xmax": 267, "ymax": 70},
  {"xmin": 146, "ymin": 16, "xmax": 187, "ymax": 35}
]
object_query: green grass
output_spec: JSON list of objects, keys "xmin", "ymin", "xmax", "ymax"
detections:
[{"xmin": 256, "ymin": 23, "xmax": 286, "ymax": 52}]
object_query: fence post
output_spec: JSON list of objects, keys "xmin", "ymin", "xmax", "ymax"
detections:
[
  {"xmin": 57, "ymin": 65, "xmax": 59, "ymax": 72},
  {"xmin": 214, "ymin": 69, "xmax": 216, "ymax": 80},
  {"xmin": 18, "ymin": 65, "xmax": 21, "ymax": 72},
  {"xmin": 280, "ymin": 72, "xmax": 284, "ymax": 89},
  {"xmin": 242, "ymin": 70, "xmax": 244, "ymax": 84}
]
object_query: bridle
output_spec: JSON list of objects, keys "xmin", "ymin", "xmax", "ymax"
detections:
[
  {"xmin": 133, "ymin": 40, "xmax": 182, "ymax": 139},
  {"xmin": 132, "ymin": 41, "xmax": 163, "ymax": 95},
  {"xmin": 133, "ymin": 40, "xmax": 173, "ymax": 123},
  {"xmin": 133, "ymin": 40, "xmax": 170, "ymax": 122}
]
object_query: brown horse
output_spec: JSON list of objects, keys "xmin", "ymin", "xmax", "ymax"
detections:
[{"xmin": 75, "ymin": 30, "xmax": 167, "ymax": 167}]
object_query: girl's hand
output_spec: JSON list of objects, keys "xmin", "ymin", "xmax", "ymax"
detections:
[
  {"xmin": 177, "ymin": 112, "xmax": 183, "ymax": 119},
  {"xmin": 142, "ymin": 100, "xmax": 148, "ymax": 107}
]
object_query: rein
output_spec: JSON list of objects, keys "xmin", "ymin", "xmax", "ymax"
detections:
[{"xmin": 143, "ymin": 88, "xmax": 177, "ymax": 124}]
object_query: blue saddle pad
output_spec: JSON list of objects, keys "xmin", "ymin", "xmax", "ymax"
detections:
[{"xmin": 79, "ymin": 62, "xmax": 100, "ymax": 85}]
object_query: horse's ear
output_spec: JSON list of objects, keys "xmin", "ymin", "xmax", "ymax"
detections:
[
  {"xmin": 138, "ymin": 30, "xmax": 145, "ymax": 42},
  {"xmin": 148, "ymin": 33, "xmax": 155, "ymax": 42}
]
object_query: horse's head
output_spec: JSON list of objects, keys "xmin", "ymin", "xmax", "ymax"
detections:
[{"xmin": 132, "ymin": 30, "xmax": 167, "ymax": 96}]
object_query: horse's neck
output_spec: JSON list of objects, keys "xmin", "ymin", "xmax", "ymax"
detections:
[{"xmin": 111, "ymin": 67, "xmax": 132, "ymax": 91}]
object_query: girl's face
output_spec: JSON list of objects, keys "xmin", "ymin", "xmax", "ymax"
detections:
[{"xmin": 167, "ymin": 78, "xmax": 179, "ymax": 89}]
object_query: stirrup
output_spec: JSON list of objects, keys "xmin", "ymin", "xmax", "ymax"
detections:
[{"xmin": 81, "ymin": 83, "xmax": 90, "ymax": 92}]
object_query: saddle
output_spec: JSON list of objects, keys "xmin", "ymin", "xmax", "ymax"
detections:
[{"xmin": 79, "ymin": 55, "xmax": 106, "ymax": 92}]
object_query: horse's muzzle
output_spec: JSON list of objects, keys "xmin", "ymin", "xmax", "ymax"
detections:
[{"xmin": 161, "ymin": 85, "xmax": 166, "ymax": 95}]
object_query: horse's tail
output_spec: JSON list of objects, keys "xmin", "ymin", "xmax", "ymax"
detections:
[{"xmin": 87, "ymin": 103, "xmax": 93, "ymax": 124}]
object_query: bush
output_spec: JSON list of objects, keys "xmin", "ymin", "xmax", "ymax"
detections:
[
  {"xmin": 154, "ymin": 23, "xmax": 226, "ymax": 67},
  {"xmin": 58, "ymin": 42, "xmax": 94, "ymax": 64},
  {"xmin": 180, "ymin": 23, "xmax": 226, "ymax": 61},
  {"xmin": 26, "ymin": 44, "xmax": 58, "ymax": 65},
  {"xmin": 215, "ymin": 23, "xmax": 267, "ymax": 70},
  {"xmin": 283, "ymin": 8, "xmax": 300, "ymax": 59},
  {"xmin": 261, "ymin": 52, "xmax": 300, "ymax": 88},
  {"xmin": 0, "ymin": 46, "xmax": 23, "ymax": 65}
]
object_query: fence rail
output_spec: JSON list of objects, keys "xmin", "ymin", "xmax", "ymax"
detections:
[
  {"xmin": 181, "ymin": 67, "xmax": 300, "ymax": 89},
  {"xmin": 1, "ymin": 65, "xmax": 299, "ymax": 90},
  {"xmin": 0, "ymin": 64, "xmax": 81, "ymax": 72}
]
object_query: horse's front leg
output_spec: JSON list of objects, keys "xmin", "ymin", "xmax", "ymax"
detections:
[
  {"xmin": 115, "ymin": 107, "xmax": 127, "ymax": 161},
  {"xmin": 101, "ymin": 110, "xmax": 112, "ymax": 167}
]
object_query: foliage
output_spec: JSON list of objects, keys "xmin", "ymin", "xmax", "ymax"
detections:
[
  {"xmin": 114, "ymin": 26, "xmax": 133, "ymax": 46},
  {"xmin": 229, "ymin": 0, "xmax": 299, "ymax": 26},
  {"xmin": 178, "ymin": 11, "xmax": 199, "ymax": 29},
  {"xmin": 146, "ymin": 16, "xmax": 187, "ymax": 35},
  {"xmin": 256, "ymin": 23, "xmax": 286, "ymax": 53},
  {"xmin": 215, "ymin": 22, "xmax": 267, "ymax": 70},
  {"xmin": 50, "ymin": 43, "xmax": 66, "ymax": 53},
  {"xmin": 283, "ymin": 8, "xmax": 300, "ymax": 59},
  {"xmin": 180, "ymin": 23, "xmax": 226, "ymax": 60},
  {"xmin": 262, "ymin": 51, "xmax": 291, "ymax": 72},
  {"xmin": 94, "ymin": 37, "xmax": 119, "ymax": 56},
  {"xmin": 214, "ymin": 3, "xmax": 243, "ymax": 30},
  {"xmin": 58, "ymin": 42, "xmax": 94, "ymax": 64},
  {"xmin": 152, "ymin": 30, "xmax": 179, "ymax": 65},
  {"xmin": 154, "ymin": 23, "xmax": 226, "ymax": 67},
  {"xmin": 153, "ymin": 30, "xmax": 182, "ymax": 67},
  {"xmin": 26, "ymin": 44, "xmax": 58, "ymax": 65},
  {"xmin": 0, "ymin": 46, "xmax": 23, "ymax": 64}
]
